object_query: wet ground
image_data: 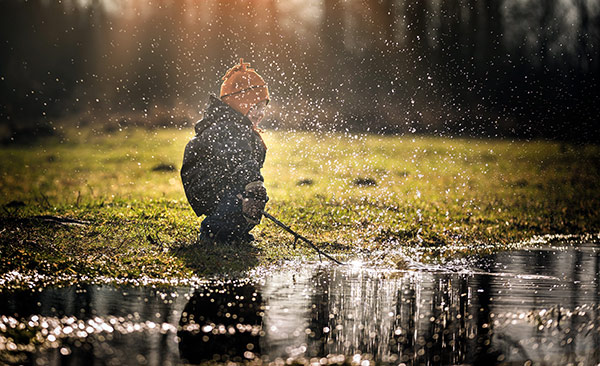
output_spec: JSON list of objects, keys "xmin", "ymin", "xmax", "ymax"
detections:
[{"xmin": 1, "ymin": 242, "xmax": 599, "ymax": 366}]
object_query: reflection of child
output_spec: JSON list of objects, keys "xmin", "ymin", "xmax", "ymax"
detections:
[{"xmin": 181, "ymin": 59, "xmax": 269, "ymax": 243}]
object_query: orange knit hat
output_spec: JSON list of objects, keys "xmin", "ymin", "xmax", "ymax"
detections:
[{"xmin": 220, "ymin": 59, "xmax": 270, "ymax": 116}]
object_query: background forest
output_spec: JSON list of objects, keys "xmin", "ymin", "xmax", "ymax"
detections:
[{"xmin": 1, "ymin": 0, "xmax": 599, "ymax": 142}]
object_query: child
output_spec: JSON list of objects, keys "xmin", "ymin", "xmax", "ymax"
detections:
[{"xmin": 181, "ymin": 59, "xmax": 269, "ymax": 243}]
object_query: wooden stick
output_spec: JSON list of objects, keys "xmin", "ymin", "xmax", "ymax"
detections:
[{"xmin": 262, "ymin": 211, "xmax": 344, "ymax": 265}]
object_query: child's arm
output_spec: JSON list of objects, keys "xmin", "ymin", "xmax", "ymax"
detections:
[{"xmin": 204, "ymin": 123, "xmax": 264, "ymax": 192}]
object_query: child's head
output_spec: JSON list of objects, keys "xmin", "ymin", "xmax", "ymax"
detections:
[
  {"xmin": 246, "ymin": 100, "xmax": 268, "ymax": 128},
  {"xmin": 220, "ymin": 59, "xmax": 269, "ymax": 118}
]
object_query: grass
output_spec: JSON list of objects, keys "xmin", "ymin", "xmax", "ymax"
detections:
[{"xmin": 1, "ymin": 125, "xmax": 599, "ymax": 289}]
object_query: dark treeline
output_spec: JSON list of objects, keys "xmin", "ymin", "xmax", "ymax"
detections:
[{"xmin": 0, "ymin": 0, "xmax": 598, "ymax": 142}]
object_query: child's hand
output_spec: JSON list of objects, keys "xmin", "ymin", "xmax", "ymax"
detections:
[{"xmin": 239, "ymin": 181, "xmax": 268, "ymax": 224}]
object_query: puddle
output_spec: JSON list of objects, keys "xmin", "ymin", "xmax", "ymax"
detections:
[{"xmin": 1, "ymin": 243, "xmax": 599, "ymax": 366}]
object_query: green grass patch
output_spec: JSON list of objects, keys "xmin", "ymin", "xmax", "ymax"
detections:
[{"xmin": 1, "ymin": 126, "xmax": 599, "ymax": 288}]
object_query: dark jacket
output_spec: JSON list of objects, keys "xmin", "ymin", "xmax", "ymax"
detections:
[{"xmin": 181, "ymin": 96, "xmax": 267, "ymax": 217}]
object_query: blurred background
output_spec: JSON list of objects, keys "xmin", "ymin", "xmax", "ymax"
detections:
[{"xmin": 0, "ymin": 0, "xmax": 598, "ymax": 142}]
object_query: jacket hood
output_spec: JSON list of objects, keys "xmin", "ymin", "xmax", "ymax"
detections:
[{"xmin": 194, "ymin": 95, "xmax": 252, "ymax": 135}]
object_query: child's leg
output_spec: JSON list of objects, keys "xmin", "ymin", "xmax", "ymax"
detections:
[{"xmin": 200, "ymin": 193, "xmax": 255, "ymax": 242}]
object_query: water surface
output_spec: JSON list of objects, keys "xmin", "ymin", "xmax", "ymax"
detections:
[{"xmin": 1, "ymin": 243, "xmax": 599, "ymax": 365}]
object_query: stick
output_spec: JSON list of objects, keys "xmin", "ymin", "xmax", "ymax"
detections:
[{"xmin": 262, "ymin": 210, "xmax": 344, "ymax": 265}]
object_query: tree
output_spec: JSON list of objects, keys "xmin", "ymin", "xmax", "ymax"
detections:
[{"xmin": 405, "ymin": 0, "xmax": 429, "ymax": 59}]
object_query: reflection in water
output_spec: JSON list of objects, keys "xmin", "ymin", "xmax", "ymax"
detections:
[
  {"xmin": 271, "ymin": 268, "xmax": 497, "ymax": 365},
  {"xmin": 0, "ymin": 244, "xmax": 599, "ymax": 365},
  {"xmin": 178, "ymin": 282, "xmax": 263, "ymax": 363}
]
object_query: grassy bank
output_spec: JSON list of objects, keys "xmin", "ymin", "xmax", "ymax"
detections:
[{"xmin": 1, "ymin": 126, "xmax": 599, "ymax": 287}]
